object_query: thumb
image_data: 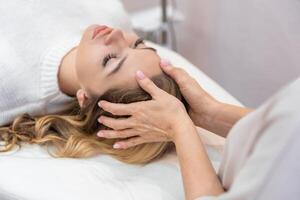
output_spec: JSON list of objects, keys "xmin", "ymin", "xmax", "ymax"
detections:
[{"xmin": 160, "ymin": 60, "xmax": 190, "ymax": 89}]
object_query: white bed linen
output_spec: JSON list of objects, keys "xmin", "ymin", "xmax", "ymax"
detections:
[{"xmin": 0, "ymin": 44, "xmax": 242, "ymax": 200}]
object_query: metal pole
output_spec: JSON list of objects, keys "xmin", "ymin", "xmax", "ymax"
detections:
[{"xmin": 161, "ymin": 0, "xmax": 168, "ymax": 44}]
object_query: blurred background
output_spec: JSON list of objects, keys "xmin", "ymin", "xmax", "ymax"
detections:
[{"xmin": 121, "ymin": 0, "xmax": 300, "ymax": 108}]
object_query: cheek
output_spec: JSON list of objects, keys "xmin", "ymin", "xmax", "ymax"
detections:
[
  {"xmin": 75, "ymin": 46, "xmax": 110, "ymax": 93},
  {"xmin": 75, "ymin": 49, "xmax": 100, "ymax": 83},
  {"xmin": 76, "ymin": 44, "xmax": 102, "ymax": 73},
  {"xmin": 75, "ymin": 49, "xmax": 90, "ymax": 78}
]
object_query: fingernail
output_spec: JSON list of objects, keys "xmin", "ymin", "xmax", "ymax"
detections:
[
  {"xmin": 98, "ymin": 117, "xmax": 103, "ymax": 123},
  {"xmin": 136, "ymin": 71, "xmax": 145, "ymax": 80},
  {"xmin": 97, "ymin": 131, "xmax": 104, "ymax": 137},
  {"xmin": 113, "ymin": 143, "xmax": 121, "ymax": 149},
  {"xmin": 160, "ymin": 59, "xmax": 171, "ymax": 67},
  {"xmin": 98, "ymin": 101, "xmax": 105, "ymax": 107}
]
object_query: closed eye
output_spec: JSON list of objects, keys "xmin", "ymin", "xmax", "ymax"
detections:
[
  {"xmin": 133, "ymin": 38, "xmax": 157, "ymax": 52},
  {"xmin": 102, "ymin": 53, "xmax": 117, "ymax": 67},
  {"xmin": 102, "ymin": 38, "xmax": 144, "ymax": 67},
  {"xmin": 133, "ymin": 38, "xmax": 144, "ymax": 48}
]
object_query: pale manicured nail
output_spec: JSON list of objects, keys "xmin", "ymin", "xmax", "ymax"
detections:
[
  {"xmin": 98, "ymin": 101, "xmax": 105, "ymax": 107},
  {"xmin": 136, "ymin": 71, "xmax": 145, "ymax": 80},
  {"xmin": 98, "ymin": 117, "xmax": 103, "ymax": 123},
  {"xmin": 160, "ymin": 59, "xmax": 171, "ymax": 67},
  {"xmin": 113, "ymin": 143, "xmax": 121, "ymax": 149},
  {"xmin": 97, "ymin": 131, "xmax": 104, "ymax": 137}
]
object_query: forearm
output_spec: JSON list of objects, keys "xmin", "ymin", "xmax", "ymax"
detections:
[
  {"xmin": 173, "ymin": 119, "xmax": 224, "ymax": 200},
  {"xmin": 199, "ymin": 102, "xmax": 253, "ymax": 138}
]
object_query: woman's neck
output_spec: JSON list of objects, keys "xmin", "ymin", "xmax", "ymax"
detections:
[{"xmin": 58, "ymin": 47, "xmax": 80, "ymax": 96}]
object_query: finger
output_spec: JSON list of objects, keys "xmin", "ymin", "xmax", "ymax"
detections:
[
  {"xmin": 113, "ymin": 137, "xmax": 145, "ymax": 149},
  {"xmin": 135, "ymin": 70, "xmax": 162, "ymax": 98},
  {"xmin": 97, "ymin": 129, "xmax": 138, "ymax": 139},
  {"xmin": 98, "ymin": 100, "xmax": 134, "ymax": 116},
  {"xmin": 160, "ymin": 61, "xmax": 191, "ymax": 88},
  {"xmin": 98, "ymin": 116, "xmax": 133, "ymax": 130},
  {"xmin": 160, "ymin": 59, "xmax": 172, "ymax": 68}
]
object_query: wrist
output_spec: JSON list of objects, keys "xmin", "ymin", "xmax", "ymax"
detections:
[{"xmin": 172, "ymin": 117, "xmax": 197, "ymax": 144}]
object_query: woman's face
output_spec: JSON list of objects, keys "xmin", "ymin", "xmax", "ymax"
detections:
[{"xmin": 75, "ymin": 25, "xmax": 162, "ymax": 97}]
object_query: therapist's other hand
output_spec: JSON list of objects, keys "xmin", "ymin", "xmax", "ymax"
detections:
[
  {"xmin": 159, "ymin": 60, "xmax": 219, "ymax": 128},
  {"xmin": 97, "ymin": 70, "xmax": 192, "ymax": 149}
]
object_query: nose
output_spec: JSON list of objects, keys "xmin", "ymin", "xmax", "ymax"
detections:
[{"xmin": 104, "ymin": 29, "xmax": 125, "ymax": 45}]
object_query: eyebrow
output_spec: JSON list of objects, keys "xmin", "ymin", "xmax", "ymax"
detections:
[
  {"xmin": 139, "ymin": 47, "xmax": 157, "ymax": 52},
  {"xmin": 106, "ymin": 47, "xmax": 157, "ymax": 77}
]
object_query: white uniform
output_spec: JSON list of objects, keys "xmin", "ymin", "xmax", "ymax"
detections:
[{"xmin": 198, "ymin": 78, "xmax": 300, "ymax": 199}]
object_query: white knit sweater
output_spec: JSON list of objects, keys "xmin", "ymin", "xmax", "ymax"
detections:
[{"xmin": 0, "ymin": 0, "xmax": 131, "ymax": 126}]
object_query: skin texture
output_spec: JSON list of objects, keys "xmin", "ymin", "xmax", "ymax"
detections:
[
  {"xmin": 58, "ymin": 24, "xmax": 253, "ymax": 199},
  {"xmin": 97, "ymin": 62, "xmax": 253, "ymax": 147},
  {"xmin": 97, "ymin": 62, "xmax": 253, "ymax": 199},
  {"xmin": 58, "ymin": 25, "xmax": 162, "ymax": 107}
]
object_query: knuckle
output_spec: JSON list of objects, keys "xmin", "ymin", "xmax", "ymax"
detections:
[
  {"xmin": 102, "ymin": 131, "xmax": 113, "ymax": 138},
  {"xmin": 131, "ymin": 119, "xmax": 139, "ymax": 127},
  {"xmin": 135, "ymin": 107, "xmax": 144, "ymax": 115},
  {"xmin": 122, "ymin": 143, "xmax": 130, "ymax": 149},
  {"xmin": 104, "ymin": 104, "xmax": 122, "ymax": 116},
  {"xmin": 170, "ymin": 68, "xmax": 189, "ymax": 83},
  {"xmin": 110, "ymin": 107, "xmax": 120, "ymax": 116},
  {"xmin": 121, "ymin": 131, "xmax": 129, "ymax": 138},
  {"xmin": 128, "ymin": 119, "xmax": 137, "ymax": 128},
  {"xmin": 131, "ymin": 139, "xmax": 141, "ymax": 146},
  {"xmin": 172, "ymin": 67, "xmax": 184, "ymax": 75},
  {"xmin": 111, "ymin": 131, "xmax": 119, "ymax": 137},
  {"xmin": 135, "ymin": 110, "xmax": 145, "ymax": 120},
  {"xmin": 109, "ymin": 109, "xmax": 118, "ymax": 115},
  {"xmin": 131, "ymin": 106, "xmax": 140, "ymax": 116},
  {"xmin": 102, "ymin": 103, "xmax": 113, "ymax": 112},
  {"xmin": 105, "ymin": 119, "xmax": 118, "ymax": 129},
  {"xmin": 116, "ymin": 131, "xmax": 126, "ymax": 138},
  {"xmin": 107, "ymin": 133, "xmax": 115, "ymax": 139},
  {"xmin": 115, "ymin": 122, "xmax": 124, "ymax": 130},
  {"xmin": 176, "ymin": 68, "xmax": 185, "ymax": 73},
  {"xmin": 105, "ymin": 117, "xmax": 113, "ymax": 125},
  {"xmin": 144, "ymin": 80, "xmax": 153, "ymax": 88},
  {"xmin": 178, "ymin": 75, "xmax": 190, "ymax": 86}
]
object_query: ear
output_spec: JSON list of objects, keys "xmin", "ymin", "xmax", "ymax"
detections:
[{"xmin": 76, "ymin": 89, "xmax": 89, "ymax": 108}]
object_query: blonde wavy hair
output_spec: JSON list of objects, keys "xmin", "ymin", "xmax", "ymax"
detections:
[{"xmin": 0, "ymin": 73, "xmax": 186, "ymax": 164}]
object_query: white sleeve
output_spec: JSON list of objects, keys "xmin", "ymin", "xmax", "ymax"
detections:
[{"xmin": 196, "ymin": 124, "xmax": 300, "ymax": 200}]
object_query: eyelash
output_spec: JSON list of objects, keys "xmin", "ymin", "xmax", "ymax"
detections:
[
  {"xmin": 134, "ymin": 38, "xmax": 144, "ymax": 48},
  {"xmin": 103, "ymin": 53, "xmax": 117, "ymax": 66},
  {"xmin": 102, "ymin": 38, "xmax": 144, "ymax": 66}
]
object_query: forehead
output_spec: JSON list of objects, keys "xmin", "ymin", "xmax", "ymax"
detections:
[
  {"xmin": 124, "ymin": 49, "xmax": 161, "ymax": 76},
  {"xmin": 113, "ymin": 49, "xmax": 162, "ymax": 87},
  {"xmin": 90, "ymin": 48, "xmax": 162, "ymax": 96}
]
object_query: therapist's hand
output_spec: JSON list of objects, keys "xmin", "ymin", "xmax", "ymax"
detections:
[
  {"xmin": 160, "ymin": 61, "xmax": 253, "ymax": 138},
  {"xmin": 97, "ymin": 70, "xmax": 193, "ymax": 149},
  {"xmin": 159, "ymin": 60, "xmax": 220, "ymax": 128}
]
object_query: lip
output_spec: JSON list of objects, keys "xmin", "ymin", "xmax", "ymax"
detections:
[{"xmin": 92, "ymin": 25, "xmax": 109, "ymax": 40}]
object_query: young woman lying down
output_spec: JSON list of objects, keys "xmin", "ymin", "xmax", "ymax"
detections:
[{"xmin": 0, "ymin": 24, "xmax": 187, "ymax": 164}]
